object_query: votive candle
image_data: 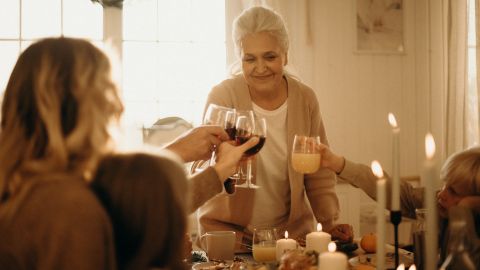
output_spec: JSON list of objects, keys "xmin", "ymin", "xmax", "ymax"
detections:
[
  {"xmin": 276, "ymin": 231, "xmax": 297, "ymax": 261},
  {"xmin": 306, "ymin": 223, "xmax": 331, "ymax": 254}
]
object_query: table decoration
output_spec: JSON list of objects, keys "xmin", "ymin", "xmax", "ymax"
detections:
[
  {"xmin": 388, "ymin": 113, "xmax": 402, "ymax": 268},
  {"xmin": 276, "ymin": 231, "xmax": 297, "ymax": 261},
  {"xmin": 371, "ymin": 160, "xmax": 386, "ymax": 270},
  {"xmin": 318, "ymin": 242, "xmax": 347, "ymax": 270},
  {"xmin": 305, "ymin": 223, "xmax": 331, "ymax": 254},
  {"xmin": 424, "ymin": 133, "xmax": 437, "ymax": 270}
]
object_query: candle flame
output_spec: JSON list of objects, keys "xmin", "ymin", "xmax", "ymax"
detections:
[
  {"xmin": 284, "ymin": 231, "xmax": 289, "ymax": 239},
  {"xmin": 371, "ymin": 160, "xmax": 384, "ymax": 178},
  {"xmin": 317, "ymin": 223, "xmax": 322, "ymax": 232},
  {"xmin": 408, "ymin": 265, "xmax": 416, "ymax": 270},
  {"xmin": 425, "ymin": 133, "xmax": 436, "ymax": 159},
  {"xmin": 388, "ymin": 113, "xmax": 398, "ymax": 128},
  {"xmin": 327, "ymin": 242, "xmax": 336, "ymax": 252},
  {"xmin": 396, "ymin": 263, "xmax": 405, "ymax": 270}
]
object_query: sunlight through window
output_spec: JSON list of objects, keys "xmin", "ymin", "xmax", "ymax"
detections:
[{"xmin": 122, "ymin": 0, "xmax": 226, "ymax": 128}]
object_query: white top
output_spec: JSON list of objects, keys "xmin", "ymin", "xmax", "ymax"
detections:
[{"xmin": 248, "ymin": 101, "xmax": 290, "ymax": 229}]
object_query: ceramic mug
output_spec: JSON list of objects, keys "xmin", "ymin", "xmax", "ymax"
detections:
[{"xmin": 200, "ymin": 231, "xmax": 236, "ymax": 261}]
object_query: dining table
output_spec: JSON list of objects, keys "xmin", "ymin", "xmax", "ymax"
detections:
[{"xmin": 190, "ymin": 239, "xmax": 414, "ymax": 270}]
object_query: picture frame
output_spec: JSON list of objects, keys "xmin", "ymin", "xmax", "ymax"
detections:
[{"xmin": 354, "ymin": 0, "xmax": 405, "ymax": 54}]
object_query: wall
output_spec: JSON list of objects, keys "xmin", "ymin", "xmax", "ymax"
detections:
[{"xmin": 282, "ymin": 0, "xmax": 447, "ymax": 179}]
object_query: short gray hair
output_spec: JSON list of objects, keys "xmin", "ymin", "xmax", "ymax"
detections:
[{"xmin": 232, "ymin": 6, "xmax": 289, "ymax": 57}]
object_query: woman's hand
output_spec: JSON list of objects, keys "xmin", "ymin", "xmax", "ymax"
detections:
[
  {"xmin": 316, "ymin": 143, "xmax": 346, "ymax": 174},
  {"xmin": 458, "ymin": 196, "xmax": 480, "ymax": 215},
  {"xmin": 213, "ymin": 137, "xmax": 259, "ymax": 181},
  {"xmin": 165, "ymin": 126, "xmax": 229, "ymax": 162}
]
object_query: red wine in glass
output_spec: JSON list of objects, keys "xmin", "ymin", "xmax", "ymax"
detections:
[
  {"xmin": 235, "ymin": 135, "xmax": 266, "ymax": 156},
  {"xmin": 225, "ymin": 125, "xmax": 236, "ymax": 140}
]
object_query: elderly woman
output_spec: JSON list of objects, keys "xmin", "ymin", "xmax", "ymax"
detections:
[
  {"xmin": 318, "ymin": 144, "xmax": 480, "ymax": 267},
  {"xmin": 197, "ymin": 6, "xmax": 348, "ymax": 252}
]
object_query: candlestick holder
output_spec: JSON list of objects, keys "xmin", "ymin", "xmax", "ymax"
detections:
[{"xmin": 390, "ymin": 210, "xmax": 402, "ymax": 269}]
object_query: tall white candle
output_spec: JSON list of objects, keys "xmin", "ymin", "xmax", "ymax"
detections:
[
  {"xmin": 371, "ymin": 160, "xmax": 386, "ymax": 270},
  {"xmin": 388, "ymin": 113, "xmax": 401, "ymax": 211},
  {"xmin": 275, "ymin": 231, "xmax": 297, "ymax": 261},
  {"xmin": 318, "ymin": 242, "xmax": 348, "ymax": 270},
  {"xmin": 424, "ymin": 133, "xmax": 438, "ymax": 270},
  {"xmin": 306, "ymin": 223, "xmax": 331, "ymax": 254}
]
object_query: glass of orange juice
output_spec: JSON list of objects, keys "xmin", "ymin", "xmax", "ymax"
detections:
[
  {"xmin": 291, "ymin": 135, "xmax": 321, "ymax": 174},
  {"xmin": 252, "ymin": 227, "xmax": 278, "ymax": 263}
]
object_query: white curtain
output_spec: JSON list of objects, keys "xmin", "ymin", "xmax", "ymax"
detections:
[{"xmin": 446, "ymin": 0, "xmax": 479, "ymax": 155}]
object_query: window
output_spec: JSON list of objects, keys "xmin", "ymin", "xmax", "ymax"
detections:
[
  {"xmin": 122, "ymin": 0, "xmax": 226, "ymax": 128},
  {"xmin": 0, "ymin": 0, "xmax": 103, "ymax": 92},
  {"xmin": 0, "ymin": 0, "xmax": 227, "ymax": 144}
]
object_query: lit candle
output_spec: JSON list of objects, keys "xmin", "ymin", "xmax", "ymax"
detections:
[
  {"xmin": 388, "ymin": 113, "xmax": 400, "ymax": 211},
  {"xmin": 306, "ymin": 223, "xmax": 331, "ymax": 254},
  {"xmin": 318, "ymin": 242, "xmax": 348, "ymax": 270},
  {"xmin": 424, "ymin": 133, "xmax": 437, "ymax": 270},
  {"xmin": 275, "ymin": 231, "xmax": 297, "ymax": 261},
  {"xmin": 396, "ymin": 263, "xmax": 405, "ymax": 270},
  {"xmin": 408, "ymin": 264, "xmax": 416, "ymax": 270},
  {"xmin": 371, "ymin": 160, "xmax": 386, "ymax": 270}
]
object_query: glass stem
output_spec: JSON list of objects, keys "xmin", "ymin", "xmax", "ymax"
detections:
[{"xmin": 246, "ymin": 159, "xmax": 252, "ymax": 186}]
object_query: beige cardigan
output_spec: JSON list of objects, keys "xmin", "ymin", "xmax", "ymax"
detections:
[{"xmin": 197, "ymin": 75, "xmax": 339, "ymax": 251}]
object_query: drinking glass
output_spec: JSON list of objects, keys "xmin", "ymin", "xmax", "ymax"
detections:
[
  {"xmin": 229, "ymin": 110, "xmax": 255, "ymax": 182},
  {"xmin": 291, "ymin": 135, "xmax": 321, "ymax": 174},
  {"xmin": 201, "ymin": 104, "xmax": 236, "ymax": 168},
  {"xmin": 203, "ymin": 104, "xmax": 236, "ymax": 139},
  {"xmin": 412, "ymin": 208, "xmax": 426, "ymax": 270},
  {"xmin": 235, "ymin": 115, "xmax": 267, "ymax": 189},
  {"xmin": 252, "ymin": 228, "xmax": 278, "ymax": 263}
]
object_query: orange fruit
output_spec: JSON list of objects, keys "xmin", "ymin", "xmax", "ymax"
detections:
[{"xmin": 360, "ymin": 233, "xmax": 377, "ymax": 253}]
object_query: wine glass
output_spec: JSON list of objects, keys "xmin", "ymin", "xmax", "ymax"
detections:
[
  {"xmin": 291, "ymin": 135, "xmax": 321, "ymax": 174},
  {"xmin": 193, "ymin": 104, "xmax": 236, "ymax": 173},
  {"xmin": 252, "ymin": 227, "xmax": 278, "ymax": 264},
  {"xmin": 229, "ymin": 110, "xmax": 255, "ymax": 181},
  {"xmin": 235, "ymin": 115, "xmax": 267, "ymax": 189},
  {"xmin": 203, "ymin": 104, "xmax": 236, "ymax": 137}
]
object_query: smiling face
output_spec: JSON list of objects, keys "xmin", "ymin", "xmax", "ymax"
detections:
[{"xmin": 240, "ymin": 31, "xmax": 287, "ymax": 94}]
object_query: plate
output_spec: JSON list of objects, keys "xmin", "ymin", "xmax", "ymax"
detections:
[
  {"xmin": 192, "ymin": 261, "xmax": 232, "ymax": 270},
  {"xmin": 348, "ymin": 250, "xmax": 413, "ymax": 269}
]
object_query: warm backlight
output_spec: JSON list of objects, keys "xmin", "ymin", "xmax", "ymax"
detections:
[
  {"xmin": 371, "ymin": 160, "xmax": 384, "ymax": 178},
  {"xmin": 327, "ymin": 241, "xmax": 336, "ymax": 252},
  {"xmin": 425, "ymin": 133, "xmax": 436, "ymax": 159},
  {"xmin": 388, "ymin": 113, "xmax": 398, "ymax": 128}
]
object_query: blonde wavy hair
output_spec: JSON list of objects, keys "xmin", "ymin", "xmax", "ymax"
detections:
[
  {"xmin": 440, "ymin": 146, "xmax": 480, "ymax": 196},
  {"xmin": 0, "ymin": 37, "xmax": 123, "ymax": 200}
]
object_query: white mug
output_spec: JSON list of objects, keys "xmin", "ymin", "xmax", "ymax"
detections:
[{"xmin": 200, "ymin": 231, "xmax": 236, "ymax": 261}]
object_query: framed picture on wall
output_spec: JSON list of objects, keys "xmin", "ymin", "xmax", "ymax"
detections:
[{"xmin": 354, "ymin": 0, "xmax": 405, "ymax": 54}]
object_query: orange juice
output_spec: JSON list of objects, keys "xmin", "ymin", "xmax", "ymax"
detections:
[
  {"xmin": 252, "ymin": 244, "xmax": 276, "ymax": 262},
  {"xmin": 292, "ymin": 153, "xmax": 321, "ymax": 173}
]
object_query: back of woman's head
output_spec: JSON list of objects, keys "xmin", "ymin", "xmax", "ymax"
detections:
[
  {"xmin": 0, "ymin": 37, "xmax": 123, "ymax": 198},
  {"xmin": 232, "ymin": 6, "xmax": 289, "ymax": 57},
  {"xmin": 91, "ymin": 153, "xmax": 188, "ymax": 270},
  {"xmin": 440, "ymin": 147, "xmax": 480, "ymax": 196}
]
